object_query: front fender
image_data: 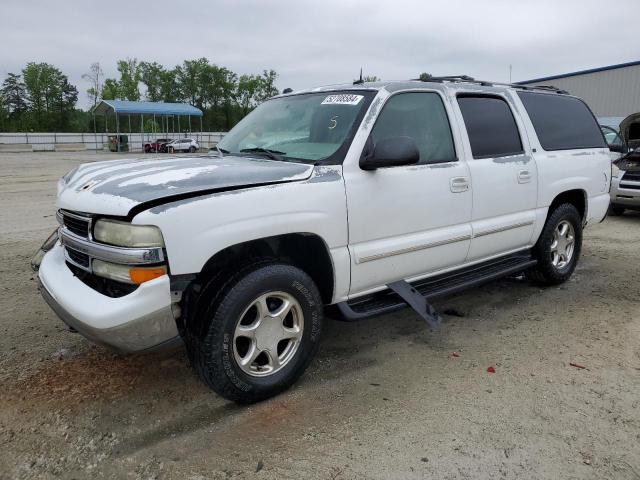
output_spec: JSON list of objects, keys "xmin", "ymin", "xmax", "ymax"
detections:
[{"xmin": 133, "ymin": 166, "xmax": 348, "ymax": 276}]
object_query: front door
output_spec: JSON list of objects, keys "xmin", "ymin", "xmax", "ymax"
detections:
[
  {"xmin": 454, "ymin": 93, "xmax": 538, "ymax": 261},
  {"xmin": 343, "ymin": 90, "xmax": 473, "ymax": 296}
]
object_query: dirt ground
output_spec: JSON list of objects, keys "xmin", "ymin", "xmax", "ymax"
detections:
[{"xmin": 0, "ymin": 151, "xmax": 638, "ymax": 480}]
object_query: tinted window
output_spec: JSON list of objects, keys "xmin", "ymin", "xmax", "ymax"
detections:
[
  {"xmin": 370, "ymin": 92, "xmax": 456, "ymax": 164},
  {"xmin": 457, "ymin": 95, "xmax": 523, "ymax": 158},
  {"xmin": 518, "ymin": 92, "xmax": 606, "ymax": 150}
]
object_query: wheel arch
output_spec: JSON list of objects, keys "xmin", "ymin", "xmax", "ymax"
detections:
[
  {"xmin": 547, "ymin": 189, "xmax": 587, "ymax": 224},
  {"xmin": 197, "ymin": 233, "xmax": 335, "ymax": 304}
]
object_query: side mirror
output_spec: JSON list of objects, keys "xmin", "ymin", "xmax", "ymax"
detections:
[
  {"xmin": 360, "ymin": 136, "xmax": 420, "ymax": 170},
  {"xmin": 608, "ymin": 144, "xmax": 625, "ymax": 153}
]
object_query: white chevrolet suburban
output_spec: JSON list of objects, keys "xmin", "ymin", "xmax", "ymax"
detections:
[{"xmin": 34, "ymin": 77, "xmax": 612, "ymax": 403}]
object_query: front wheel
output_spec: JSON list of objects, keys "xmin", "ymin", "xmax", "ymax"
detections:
[
  {"xmin": 189, "ymin": 146, "xmax": 196, "ymax": 153},
  {"xmin": 168, "ymin": 147, "xmax": 174, "ymax": 154},
  {"xmin": 527, "ymin": 203, "xmax": 583, "ymax": 285},
  {"xmin": 187, "ymin": 263, "xmax": 324, "ymax": 403}
]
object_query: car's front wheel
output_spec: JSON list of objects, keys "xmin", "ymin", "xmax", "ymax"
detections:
[
  {"xmin": 189, "ymin": 146, "xmax": 196, "ymax": 153},
  {"xmin": 527, "ymin": 203, "xmax": 583, "ymax": 285},
  {"xmin": 186, "ymin": 262, "xmax": 324, "ymax": 403}
]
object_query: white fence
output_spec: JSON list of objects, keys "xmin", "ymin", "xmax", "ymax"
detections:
[{"xmin": 0, "ymin": 132, "xmax": 226, "ymax": 152}]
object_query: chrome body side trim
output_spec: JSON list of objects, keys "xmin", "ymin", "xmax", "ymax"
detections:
[
  {"xmin": 358, "ymin": 234, "xmax": 472, "ymax": 263},
  {"xmin": 473, "ymin": 220, "xmax": 534, "ymax": 238},
  {"xmin": 59, "ymin": 228, "xmax": 165, "ymax": 265}
]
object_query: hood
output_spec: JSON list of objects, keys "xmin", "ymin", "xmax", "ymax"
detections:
[
  {"xmin": 619, "ymin": 112, "xmax": 640, "ymax": 148},
  {"xmin": 57, "ymin": 154, "xmax": 314, "ymax": 217}
]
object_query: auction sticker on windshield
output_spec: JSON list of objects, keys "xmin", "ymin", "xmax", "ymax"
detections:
[{"xmin": 321, "ymin": 94, "xmax": 364, "ymax": 105}]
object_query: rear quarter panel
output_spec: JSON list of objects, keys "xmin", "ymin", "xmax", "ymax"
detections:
[{"xmin": 512, "ymin": 94, "xmax": 611, "ymax": 235}]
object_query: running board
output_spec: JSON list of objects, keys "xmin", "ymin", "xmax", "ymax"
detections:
[{"xmin": 337, "ymin": 252, "xmax": 537, "ymax": 321}]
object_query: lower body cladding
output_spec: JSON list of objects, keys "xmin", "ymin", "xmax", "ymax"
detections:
[
  {"xmin": 610, "ymin": 175, "xmax": 640, "ymax": 211},
  {"xmin": 38, "ymin": 244, "xmax": 180, "ymax": 353}
]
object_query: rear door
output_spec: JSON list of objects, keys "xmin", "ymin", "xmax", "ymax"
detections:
[{"xmin": 455, "ymin": 93, "xmax": 538, "ymax": 261}]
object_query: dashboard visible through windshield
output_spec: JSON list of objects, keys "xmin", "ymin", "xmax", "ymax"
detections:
[{"xmin": 217, "ymin": 91, "xmax": 376, "ymax": 164}]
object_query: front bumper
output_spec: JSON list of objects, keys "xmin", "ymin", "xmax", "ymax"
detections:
[
  {"xmin": 38, "ymin": 243, "xmax": 180, "ymax": 353},
  {"xmin": 611, "ymin": 175, "xmax": 640, "ymax": 209}
]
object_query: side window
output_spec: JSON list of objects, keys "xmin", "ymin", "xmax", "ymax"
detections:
[
  {"xmin": 370, "ymin": 92, "xmax": 456, "ymax": 164},
  {"xmin": 457, "ymin": 95, "xmax": 523, "ymax": 159},
  {"xmin": 517, "ymin": 91, "xmax": 607, "ymax": 150}
]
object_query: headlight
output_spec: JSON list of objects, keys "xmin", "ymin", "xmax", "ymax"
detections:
[
  {"xmin": 611, "ymin": 163, "xmax": 620, "ymax": 178},
  {"xmin": 93, "ymin": 219, "xmax": 164, "ymax": 247},
  {"xmin": 92, "ymin": 259, "xmax": 166, "ymax": 284}
]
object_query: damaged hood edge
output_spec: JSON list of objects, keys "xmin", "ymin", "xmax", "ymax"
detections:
[{"xmin": 57, "ymin": 154, "xmax": 315, "ymax": 217}]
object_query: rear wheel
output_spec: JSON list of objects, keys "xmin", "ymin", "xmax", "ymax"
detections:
[
  {"xmin": 186, "ymin": 262, "xmax": 324, "ymax": 403},
  {"xmin": 189, "ymin": 146, "xmax": 196, "ymax": 153},
  {"xmin": 527, "ymin": 203, "xmax": 582, "ymax": 285},
  {"xmin": 168, "ymin": 146, "xmax": 174, "ymax": 154}
]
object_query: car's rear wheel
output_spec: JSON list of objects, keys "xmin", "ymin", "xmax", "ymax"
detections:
[
  {"xmin": 186, "ymin": 262, "xmax": 324, "ymax": 403},
  {"xmin": 168, "ymin": 147, "xmax": 174, "ymax": 153},
  {"xmin": 527, "ymin": 203, "xmax": 582, "ymax": 285},
  {"xmin": 189, "ymin": 146, "xmax": 196, "ymax": 153}
]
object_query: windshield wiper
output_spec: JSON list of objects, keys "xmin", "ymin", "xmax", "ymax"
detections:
[{"xmin": 240, "ymin": 147, "xmax": 286, "ymax": 161}]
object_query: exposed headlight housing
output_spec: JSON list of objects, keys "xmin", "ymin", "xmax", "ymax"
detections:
[
  {"xmin": 611, "ymin": 162, "xmax": 620, "ymax": 179},
  {"xmin": 93, "ymin": 219, "xmax": 164, "ymax": 248},
  {"xmin": 92, "ymin": 259, "xmax": 166, "ymax": 284}
]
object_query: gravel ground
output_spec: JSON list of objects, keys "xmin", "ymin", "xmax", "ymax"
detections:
[{"xmin": 0, "ymin": 152, "xmax": 639, "ymax": 480}]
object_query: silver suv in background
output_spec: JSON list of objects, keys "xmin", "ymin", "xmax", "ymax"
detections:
[
  {"xmin": 167, "ymin": 138, "xmax": 199, "ymax": 153},
  {"xmin": 605, "ymin": 113, "xmax": 640, "ymax": 215}
]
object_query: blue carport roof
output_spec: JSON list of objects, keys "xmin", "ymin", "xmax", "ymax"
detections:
[{"xmin": 93, "ymin": 100, "xmax": 203, "ymax": 117}]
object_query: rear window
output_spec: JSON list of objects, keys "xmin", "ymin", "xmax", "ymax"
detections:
[
  {"xmin": 457, "ymin": 95, "xmax": 523, "ymax": 159},
  {"xmin": 517, "ymin": 92, "xmax": 606, "ymax": 150}
]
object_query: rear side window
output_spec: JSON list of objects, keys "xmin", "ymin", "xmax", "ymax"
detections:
[
  {"xmin": 517, "ymin": 92, "xmax": 606, "ymax": 150},
  {"xmin": 457, "ymin": 95, "xmax": 523, "ymax": 158}
]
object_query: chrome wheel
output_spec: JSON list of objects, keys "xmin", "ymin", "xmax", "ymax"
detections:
[
  {"xmin": 550, "ymin": 220, "xmax": 575, "ymax": 269},
  {"xmin": 233, "ymin": 292, "xmax": 304, "ymax": 377}
]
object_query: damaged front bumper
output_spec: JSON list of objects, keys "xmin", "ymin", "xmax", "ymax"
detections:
[{"xmin": 38, "ymin": 243, "xmax": 181, "ymax": 353}]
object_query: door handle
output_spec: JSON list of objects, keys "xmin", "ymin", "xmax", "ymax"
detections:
[
  {"xmin": 518, "ymin": 170, "xmax": 532, "ymax": 184},
  {"xmin": 450, "ymin": 176, "xmax": 470, "ymax": 193}
]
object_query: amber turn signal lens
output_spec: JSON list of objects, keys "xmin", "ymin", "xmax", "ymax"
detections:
[{"xmin": 129, "ymin": 267, "xmax": 166, "ymax": 284}]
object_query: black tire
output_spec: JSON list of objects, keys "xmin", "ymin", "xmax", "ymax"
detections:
[
  {"xmin": 527, "ymin": 203, "xmax": 582, "ymax": 285},
  {"xmin": 189, "ymin": 146, "xmax": 196, "ymax": 153},
  {"xmin": 168, "ymin": 147, "xmax": 174, "ymax": 154},
  {"xmin": 187, "ymin": 262, "xmax": 324, "ymax": 403},
  {"xmin": 608, "ymin": 204, "xmax": 625, "ymax": 216}
]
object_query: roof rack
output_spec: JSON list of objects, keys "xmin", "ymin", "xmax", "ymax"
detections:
[{"xmin": 413, "ymin": 75, "xmax": 568, "ymax": 94}]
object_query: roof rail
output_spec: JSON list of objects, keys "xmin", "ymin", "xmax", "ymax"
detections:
[{"xmin": 413, "ymin": 75, "xmax": 568, "ymax": 94}]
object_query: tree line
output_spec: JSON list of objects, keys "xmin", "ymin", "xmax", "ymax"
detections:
[{"xmin": 0, "ymin": 58, "xmax": 280, "ymax": 133}]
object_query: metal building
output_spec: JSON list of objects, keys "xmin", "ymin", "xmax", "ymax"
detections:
[{"xmin": 518, "ymin": 60, "xmax": 640, "ymax": 118}]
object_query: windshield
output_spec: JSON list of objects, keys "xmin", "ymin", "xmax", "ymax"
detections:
[{"xmin": 218, "ymin": 91, "xmax": 375, "ymax": 164}]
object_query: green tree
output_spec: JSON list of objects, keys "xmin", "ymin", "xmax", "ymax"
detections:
[
  {"xmin": 139, "ymin": 61, "xmax": 165, "ymax": 102},
  {"xmin": 1, "ymin": 73, "xmax": 28, "ymax": 115},
  {"xmin": 22, "ymin": 62, "xmax": 76, "ymax": 130},
  {"xmin": 418, "ymin": 72, "xmax": 433, "ymax": 81},
  {"xmin": 175, "ymin": 58, "xmax": 209, "ymax": 107},
  {"xmin": 258, "ymin": 69, "xmax": 279, "ymax": 100},
  {"xmin": 236, "ymin": 74, "xmax": 262, "ymax": 116},
  {"xmin": 116, "ymin": 58, "xmax": 141, "ymax": 100},
  {"xmin": 101, "ymin": 78, "xmax": 120, "ymax": 100}
]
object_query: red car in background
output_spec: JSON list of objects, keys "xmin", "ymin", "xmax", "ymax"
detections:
[{"xmin": 144, "ymin": 138, "xmax": 173, "ymax": 153}]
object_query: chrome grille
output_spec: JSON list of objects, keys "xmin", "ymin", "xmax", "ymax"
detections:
[
  {"xmin": 66, "ymin": 247, "xmax": 90, "ymax": 268},
  {"xmin": 621, "ymin": 171, "xmax": 640, "ymax": 182},
  {"xmin": 61, "ymin": 211, "xmax": 91, "ymax": 238}
]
